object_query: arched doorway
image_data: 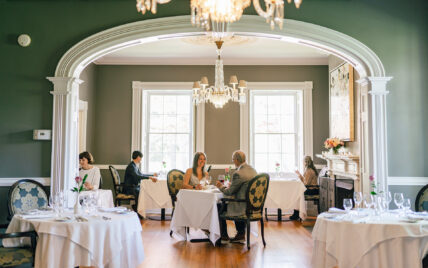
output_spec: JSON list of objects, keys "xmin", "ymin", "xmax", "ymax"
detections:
[{"xmin": 47, "ymin": 15, "xmax": 392, "ymax": 201}]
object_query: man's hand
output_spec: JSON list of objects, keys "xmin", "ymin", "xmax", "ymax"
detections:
[
  {"xmin": 150, "ymin": 177, "xmax": 158, "ymax": 182},
  {"xmin": 195, "ymin": 184, "xmax": 203, "ymax": 190},
  {"xmin": 216, "ymin": 181, "xmax": 223, "ymax": 188},
  {"xmin": 153, "ymin": 173, "xmax": 158, "ymax": 177}
]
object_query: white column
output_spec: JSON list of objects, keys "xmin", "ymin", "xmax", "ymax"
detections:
[
  {"xmin": 367, "ymin": 77, "xmax": 392, "ymax": 195},
  {"xmin": 47, "ymin": 76, "xmax": 83, "ymax": 207}
]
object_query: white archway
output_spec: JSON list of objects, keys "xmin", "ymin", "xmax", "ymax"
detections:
[{"xmin": 47, "ymin": 15, "xmax": 392, "ymax": 200}]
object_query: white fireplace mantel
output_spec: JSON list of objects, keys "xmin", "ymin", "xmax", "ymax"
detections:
[{"xmin": 316, "ymin": 153, "xmax": 361, "ymax": 192}]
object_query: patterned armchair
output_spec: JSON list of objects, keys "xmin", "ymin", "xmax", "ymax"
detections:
[
  {"xmin": 166, "ymin": 169, "xmax": 184, "ymax": 236},
  {"xmin": 108, "ymin": 166, "xmax": 136, "ymax": 207},
  {"xmin": 0, "ymin": 223, "xmax": 37, "ymax": 267},
  {"xmin": 8, "ymin": 179, "xmax": 48, "ymax": 219},
  {"xmin": 219, "ymin": 173, "xmax": 270, "ymax": 250}
]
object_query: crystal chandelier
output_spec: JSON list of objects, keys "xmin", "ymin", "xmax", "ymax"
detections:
[
  {"xmin": 136, "ymin": 0, "xmax": 303, "ymax": 30},
  {"xmin": 192, "ymin": 41, "xmax": 247, "ymax": 109}
]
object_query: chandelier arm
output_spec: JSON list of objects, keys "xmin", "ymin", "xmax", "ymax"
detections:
[
  {"xmin": 156, "ymin": 0, "xmax": 171, "ymax": 4},
  {"xmin": 252, "ymin": 0, "xmax": 275, "ymax": 19}
]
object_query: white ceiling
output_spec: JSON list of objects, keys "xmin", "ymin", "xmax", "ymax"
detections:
[{"xmin": 94, "ymin": 35, "xmax": 330, "ymax": 65}]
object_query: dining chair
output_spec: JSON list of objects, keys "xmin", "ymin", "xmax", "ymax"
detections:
[
  {"xmin": 304, "ymin": 185, "xmax": 320, "ymax": 214},
  {"xmin": 415, "ymin": 184, "xmax": 428, "ymax": 212},
  {"xmin": 219, "ymin": 173, "xmax": 270, "ymax": 250},
  {"xmin": 0, "ymin": 223, "xmax": 37, "ymax": 267},
  {"xmin": 166, "ymin": 169, "xmax": 185, "ymax": 236},
  {"xmin": 108, "ymin": 165, "xmax": 136, "ymax": 207},
  {"xmin": 8, "ymin": 179, "xmax": 49, "ymax": 220}
]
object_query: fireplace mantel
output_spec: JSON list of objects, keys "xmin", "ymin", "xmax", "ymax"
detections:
[{"xmin": 316, "ymin": 153, "xmax": 361, "ymax": 191}]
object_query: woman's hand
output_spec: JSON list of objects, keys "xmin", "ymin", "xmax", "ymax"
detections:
[
  {"xmin": 84, "ymin": 182, "xmax": 93, "ymax": 190},
  {"xmin": 150, "ymin": 176, "xmax": 158, "ymax": 182},
  {"xmin": 195, "ymin": 184, "xmax": 203, "ymax": 190},
  {"xmin": 295, "ymin": 170, "xmax": 301, "ymax": 176}
]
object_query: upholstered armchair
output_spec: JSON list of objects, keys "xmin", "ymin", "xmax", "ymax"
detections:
[
  {"xmin": 8, "ymin": 179, "xmax": 49, "ymax": 219},
  {"xmin": 166, "ymin": 169, "xmax": 184, "ymax": 236},
  {"xmin": 219, "ymin": 173, "xmax": 270, "ymax": 250},
  {"xmin": 0, "ymin": 223, "xmax": 37, "ymax": 267}
]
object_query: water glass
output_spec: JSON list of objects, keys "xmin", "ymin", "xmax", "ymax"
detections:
[
  {"xmin": 363, "ymin": 193, "xmax": 374, "ymax": 209},
  {"xmin": 385, "ymin": 191, "xmax": 392, "ymax": 210},
  {"xmin": 343, "ymin": 198, "xmax": 353, "ymax": 212},
  {"xmin": 394, "ymin": 193, "xmax": 404, "ymax": 209},
  {"xmin": 402, "ymin": 198, "xmax": 411, "ymax": 213},
  {"xmin": 353, "ymin": 192, "xmax": 363, "ymax": 210}
]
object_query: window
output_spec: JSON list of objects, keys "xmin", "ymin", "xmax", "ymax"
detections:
[
  {"xmin": 142, "ymin": 90, "xmax": 194, "ymax": 173},
  {"xmin": 250, "ymin": 90, "xmax": 304, "ymax": 173}
]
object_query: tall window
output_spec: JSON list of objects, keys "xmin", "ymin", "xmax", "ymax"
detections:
[
  {"xmin": 142, "ymin": 90, "xmax": 193, "ymax": 173},
  {"xmin": 250, "ymin": 90, "xmax": 303, "ymax": 173}
]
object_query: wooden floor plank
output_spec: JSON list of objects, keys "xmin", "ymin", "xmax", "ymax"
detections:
[{"xmin": 137, "ymin": 219, "xmax": 314, "ymax": 268}]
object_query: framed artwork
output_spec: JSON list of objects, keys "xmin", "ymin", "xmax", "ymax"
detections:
[{"xmin": 329, "ymin": 63, "xmax": 354, "ymax": 141}]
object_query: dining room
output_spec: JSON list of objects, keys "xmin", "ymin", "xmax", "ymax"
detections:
[{"xmin": 1, "ymin": 0, "xmax": 427, "ymax": 267}]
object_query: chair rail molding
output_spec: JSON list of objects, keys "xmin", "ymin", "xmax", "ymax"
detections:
[
  {"xmin": 0, "ymin": 178, "xmax": 51, "ymax": 187},
  {"xmin": 50, "ymin": 15, "xmax": 390, "ymax": 201}
]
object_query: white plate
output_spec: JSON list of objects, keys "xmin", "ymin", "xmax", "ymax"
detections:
[{"xmin": 54, "ymin": 217, "xmax": 73, "ymax": 222}]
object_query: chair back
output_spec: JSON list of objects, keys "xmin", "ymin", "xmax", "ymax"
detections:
[
  {"xmin": 108, "ymin": 165, "xmax": 121, "ymax": 195},
  {"xmin": 98, "ymin": 175, "xmax": 103, "ymax": 189},
  {"xmin": 245, "ymin": 173, "xmax": 270, "ymax": 214},
  {"xmin": 8, "ymin": 179, "xmax": 48, "ymax": 217},
  {"xmin": 166, "ymin": 169, "xmax": 184, "ymax": 202}
]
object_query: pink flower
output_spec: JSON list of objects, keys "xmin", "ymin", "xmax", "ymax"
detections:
[
  {"xmin": 275, "ymin": 162, "xmax": 280, "ymax": 167},
  {"xmin": 369, "ymin": 175, "xmax": 375, "ymax": 182},
  {"xmin": 75, "ymin": 176, "xmax": 82, "ymax": 183},
  {"xmin": 225, "ymin": 168, "xmax": 229, "ymax": 173}
]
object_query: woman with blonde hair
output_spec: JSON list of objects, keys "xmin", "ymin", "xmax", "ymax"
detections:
[
  {"xmin": 183, "ymin": 152, "xmax": 209, "ymax": 190},
  {"xmin": 289, "ymin": 156, "xmax": 319, "ymax": 220}
]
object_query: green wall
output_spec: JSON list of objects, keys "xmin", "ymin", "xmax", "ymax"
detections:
[{"xmin": 0, "ymin": 0, "xmax": 427, "ymax": 180}]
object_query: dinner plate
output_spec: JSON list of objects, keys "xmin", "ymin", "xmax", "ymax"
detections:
[{"xmin": 54, "ymin": 216, "xmax": 73, "ymax": 222}]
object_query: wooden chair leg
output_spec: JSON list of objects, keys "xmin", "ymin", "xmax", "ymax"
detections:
[
  {"xmin": 260, "ymin": 218, "xmax": 266, "ymax": 247},
  {"xmin": 265, "ymin": 208, "xmax": 268, "ymax": 222},
  {"xmin": 170, "ymin": 230, "xmax": 173, "ymax": 237},
  {"xmin": 246, "ymin": 220, "xmax": 251, "ymax": 250}
]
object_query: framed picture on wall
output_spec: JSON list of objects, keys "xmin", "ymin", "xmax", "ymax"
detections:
[{"xmin": 329, "ymin": 63, "xmax": 354, "ymax": 141}]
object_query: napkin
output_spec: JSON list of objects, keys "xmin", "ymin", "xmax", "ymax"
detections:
[
  {"xmin": 327, "ymin": 208, "xmax": 347, "ymax": 214},
  {"xmin": 21, "ymin": 214, "xmax": 55, "ymax": 220},
  {"xmin": 98, "ymin": 206, "xmax": 127, "ymax": 212}
]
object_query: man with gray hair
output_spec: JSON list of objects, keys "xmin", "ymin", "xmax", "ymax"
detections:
[{"xmin": 216, "ymin": 150, "xmax": 257, "ymax": 244}]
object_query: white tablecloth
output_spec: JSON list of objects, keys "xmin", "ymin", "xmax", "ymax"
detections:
[
  {"xmin": 4, "ymin": 211, "xmax": 144, "ymax": 268},
  {"xmin": 80, "ymin": 189, "xmax": 114, "ymax": 208},
  {"xmin": 137, "ymin": 179, "xmax": 172, "ymax": 218},
  {"xmin": 312, "ymin": 212, "xmax": 428, "ymax": 268},
  {"xmin": 264, "ymin": 178, "xmax": 307, "ymax": 219}
]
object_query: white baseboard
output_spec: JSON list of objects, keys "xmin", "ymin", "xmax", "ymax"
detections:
[
  {"xmin": 0, "ymin": 177, "xmax": 51, "ymax": 186},
  {"xmin": 388, "ymin": 177, "xmax": 428, "ymax": 186}
]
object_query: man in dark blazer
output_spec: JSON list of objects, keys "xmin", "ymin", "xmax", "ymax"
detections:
[
  {"xmin": 216, "ymin": 150, "xmax": 257, "ymax": 244},
  {"xmin": 124, "ymin": 151, "xmax": 157, "ymax": 211}
]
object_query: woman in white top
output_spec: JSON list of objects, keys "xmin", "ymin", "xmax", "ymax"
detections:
[
  {"xmin": 79, "ymin": 151, "xmax": 101, "ymax": 190},
  {"xmin": 183, "ymin": 152, "xmax": 209, "ymax": 190}
]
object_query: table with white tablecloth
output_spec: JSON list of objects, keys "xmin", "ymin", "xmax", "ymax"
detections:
[
  {"xmin": 80, "ymin": 189, "xmax": 114, "ymax": 208},
  {"xmin": 264, "ymin": 178, "xmax": 307, "ymax": 220},
  {"xmin": 4, "ymin": 211, "xmax": 144, "ymax": 268},
  {"xmin": 137, "ymin": 178, "xmax": 172, "ymax": 218},
  {"xmin": 312, "ymin": 212, "xmax": 428, "ymax": 268}
]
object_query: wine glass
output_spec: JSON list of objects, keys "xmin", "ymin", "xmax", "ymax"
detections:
[
  {"xmin": 343, "ymin": 198, "xmax": 353, "ymax": 212},
  {"xmin": 385, "ymin": 191, "xmax": 392, "ymax": 210},
  {"xmin": 207, "ymin": 176, "xmax": 212, "ymax": 185},
  {"xmin": 363, "ymin": 193, "xmax": 374, "ymax": 209},
  {"xmin": 218, "ymin": 175, "xmax": 225, "ymax": 184},
  {"xmin": 402, "ymin": 198, "xmax": 411, "ymax": 214},
  {"xmin": 394, "ymin": 193, "xmax": 404, "ymax": 210},
  {"xmin": 353, "ymin": 192, "xmax": 363, "ymax": 210}
]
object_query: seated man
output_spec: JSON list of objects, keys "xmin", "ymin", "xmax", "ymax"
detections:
[
  {"xmin": 124, "ymin": 151, "xmax": 157, "ymax": 211},
  {"xmin": 216, "ymin": 150, "xmax": 257, "ymax": 244}
]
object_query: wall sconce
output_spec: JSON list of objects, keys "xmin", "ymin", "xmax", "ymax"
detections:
[{"xmin": 17, "ymin": 34, "xmax": 31, "ymax": 47}]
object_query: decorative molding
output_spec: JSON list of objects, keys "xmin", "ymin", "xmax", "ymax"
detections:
[
  {"xmin": 0, "ymin": 178, "xmax": 51, "ymax": 187},
  {"xmin": 388, "ymin": 177, "xmax": 428, "ymax": 186},
  {"xmin": 78, "ymin": 100, "xmax": 88, "ymax": 153},
  {"xmin": 131, "ymin": 83, "xmax": 143, "ymax": 154},
  {"xmin": 195, "ymin": 103, "xmax": 205, "ymax": 153},
  {"xmin": 55, "ymin": 15, "xmax": 385, "ymax": 79}
]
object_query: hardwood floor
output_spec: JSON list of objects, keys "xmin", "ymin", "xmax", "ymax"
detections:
[{"xmin": 137, "ymin": 219, "xmax": 315, "ymax": 268}]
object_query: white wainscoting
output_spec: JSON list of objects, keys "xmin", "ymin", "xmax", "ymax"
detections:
[
  {"xmin": 388, "ymin": 177, "xmax": 428, "ymax": 186},
  {"xmin": 0, "ymin": 178, "xmax": 51, "ymax": 186}
]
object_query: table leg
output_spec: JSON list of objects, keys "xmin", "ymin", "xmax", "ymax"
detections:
[{"xmin": 148, "ymin": 208, "xmax": 171, "ymax": 221}]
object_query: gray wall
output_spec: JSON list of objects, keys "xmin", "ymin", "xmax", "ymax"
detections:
[{"xmin": 89, "ymin": 65, "xmax": 329, "ymax": 166}]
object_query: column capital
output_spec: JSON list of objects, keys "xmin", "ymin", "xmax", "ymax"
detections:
[
  {"xmin": 47, "ymin": 76, "xmax": 84, "ymax": 95},
  {"xmin": 359, "ymin": 76, "xmax": 393, "ymax": 95}
]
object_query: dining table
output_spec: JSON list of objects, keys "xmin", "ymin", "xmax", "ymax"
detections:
[
  {"xmin": 170, "ymin": 188, "xmax": 258, "ymax": 246},
  {"xmin": 312, "ymin": 209, "xmax": 428, "ymax": 268},
  {"xmin": 137, "ymin": 177, "xmax": 172, "ymax": 219},
  {"xmin": 264, "ymin": 177, "xmax": 307, "ymax": 220},
  {"xmin": 3, "ymin": 208, "xmax": 144, "ymax": 268}
]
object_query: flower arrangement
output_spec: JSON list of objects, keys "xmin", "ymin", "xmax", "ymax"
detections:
[
  {"xmin": 324, "ymin": 137, "xmax": 344, "ymax": 154},
  {"xmin": 225, "ymin": 167, "xmax": 231, "ymax": 181},
  {"xmin": 71, "ymin": 174, "xmax": 88, "ymax": 193},
  {"xmin": 275, "ymin": 162, "xmax": 280, "ymax": 173},
  {"xmin": 162, "ymin": 161, "xmax": 167, "ymax": 169},
  {"xmin": 369, "ymin": 175, "xmax": 383, "ymax": 195}
]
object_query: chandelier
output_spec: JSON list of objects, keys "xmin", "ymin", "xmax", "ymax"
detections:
[
  {"xmin": 192, "ymin": 40, "xmax": 247, "ymax": 109},
  {"xmin": 136, "ymin": 0, "xmax": 302, "ymax": 30}
]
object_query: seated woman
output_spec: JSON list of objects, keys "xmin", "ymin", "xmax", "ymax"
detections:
[
  {"xmin": 290, "ymin": 155, "xmax": 319, "ymax": 220},
  {"xmin": 183, "ymin": 152, "xmax": 209, "ymax": 190},
  {"xmin": 79, "ymin": 151, "xmax": 101, "ymax": 190}
]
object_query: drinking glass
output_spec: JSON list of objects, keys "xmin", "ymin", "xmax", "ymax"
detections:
[
  {"xmin": 363, "ymin": 193, "xmax": 374, "ymax": 209},
  {"xmin": 343, "ymin": 198, "xmax": 353, "ymax": 212},
  {"xmin": 385, "ymin": 191, "xmax": 392, "ymax": 210},
  {"xmin": 218, "ymin": 175, "xmax": 225, "ymax": 184},
  {"xmin": 402, "ymin": 198, "xmax": 411, "ymax": 213},
  {"xmin": 353, "ymin": 192, "xmax": 363, "ymax": 210},
  {"xmin": 376, "ymin": 196, "xmax": 388, "ymax": 215},
  {"xmin": 207, "ymin": 176, "xmax": 212, "ymax": 185},
  {"xmin": 394, "ymin": 193, "xmax": 404, "ymax": 210}
]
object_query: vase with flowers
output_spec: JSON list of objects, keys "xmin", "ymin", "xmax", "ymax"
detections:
[
  {"xmin": 324, "ymin": 137, "xmax": 345, "ymax": 155},
  {"xmin": 275, "ymin": 162, "xmax": 281, "ymax": 177},
  {"xmin": 71, "ymin": 174, "xmax": 87, "ymax": 214},
  {"xmin": 224, "ymin": 167, "xmax": 231, "ymax": 186}
]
